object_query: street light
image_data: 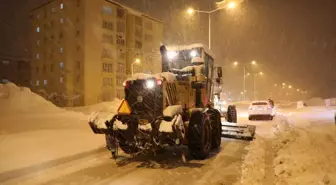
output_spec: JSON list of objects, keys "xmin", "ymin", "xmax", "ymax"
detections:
[
  {"xmin": 227, "ymin": 1, "xmax": 237, "ymax": 9},
  {"xmin": 186, "ymin": 0, "xmax": 240, "ymax": 49},
  {"xmin": 234, "ymin": 60, "xmax": 258, "ymax": 100},
  {"xmin": 131, "ymin": 58, "xmax": 141, "ymax": 76},
  {"xmin": 288, "ymin": 85, "xmax": 292, "ymax": 89},
  {"xmin": 253, "ymin": 72, "xmax": 264, "ymax": 100},
  {"xmin": 187, "ymin": 8, "xmax": 194, "ymax": 15}
]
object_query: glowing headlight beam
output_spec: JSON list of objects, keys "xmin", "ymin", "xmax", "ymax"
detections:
[
  {"xmin": 146, "ymin": 80, "xmax": 155, "ymax": 89},
  {"xmin": 190, "ymin": 50, "xmax": 198, "ymax": 58},
  {"xmin": 167, "ymin": 51, "xmax": 177, "ymax": 60}
]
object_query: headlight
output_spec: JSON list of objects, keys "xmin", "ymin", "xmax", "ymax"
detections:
[
  {"xmin": 190, "ymin": 50, "xmax": 198, "ymax": 58},
  {"xmin": 167, "ymin": 51, "xmax": 177, "ymax": 60},
  {"xmin": 146, "ymin": 80, "xmax": 155, "ymax": 89}
]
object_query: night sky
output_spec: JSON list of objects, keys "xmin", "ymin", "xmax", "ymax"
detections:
[{"xmin": 1, "ymin": 0, "xmax": 335, "ymax": 98}]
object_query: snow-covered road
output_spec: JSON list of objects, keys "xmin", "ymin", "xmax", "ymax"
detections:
[
  {"xmin": 2, "ymin": 138, "xmax": 249, "ymax": 185},
  {"xmin": 1, "ymin": 84, "xmax": 335, "ymax": 185}
]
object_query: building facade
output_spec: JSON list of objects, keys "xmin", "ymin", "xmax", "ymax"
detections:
[
  {"xmin": 0, "ymin": 55, "xmax": 31, "ymax": 87},
  {"xmin": 31, "ymin": 0, "xmax": 163, "ymax": 106}
]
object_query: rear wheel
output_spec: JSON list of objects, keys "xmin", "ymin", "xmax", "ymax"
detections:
[{"xmin": 188, "ymin": 110, "xmax": 212, "ymax": 160}]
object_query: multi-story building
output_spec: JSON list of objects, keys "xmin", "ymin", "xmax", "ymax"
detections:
[
  {"xmin": 0, "ymin": 55, "xmax": 31, "ymax": 87},
  {"xmin": 30, "ymin": 0, "xmax": 163, "ymax": 106}
]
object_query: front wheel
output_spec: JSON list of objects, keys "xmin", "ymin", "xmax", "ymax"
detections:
[
  {"xmin": 227, "ymin": 105, "xmax": 237, "ymax": 123},
  {"xmin": 188, "ymin": 111, "xmax": 212, "ymax": 160}
]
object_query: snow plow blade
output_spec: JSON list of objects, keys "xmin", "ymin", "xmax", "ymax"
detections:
[
  {"xmin": 221, "ymin": 122, "xmax": 256, "ymax": 141},
  {"xmin": 88, "ymin": 121, "xmax": 109, "ymax": 134}
]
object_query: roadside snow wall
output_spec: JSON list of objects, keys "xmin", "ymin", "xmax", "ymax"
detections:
[
  {"xmin": 237, "ymin": 111, "xmax": 336, "ymax": 185},
  {"xmin": 0, "ymin": 83, "xmax": 62, "ymax": 113}
]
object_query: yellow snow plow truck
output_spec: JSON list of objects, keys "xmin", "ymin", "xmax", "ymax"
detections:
[{"xmin": 89, "ymin": 44, "xmax": 255, "ymax": 159}]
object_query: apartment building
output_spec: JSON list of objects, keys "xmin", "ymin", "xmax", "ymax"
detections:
[
  {"xmin": 0, "ymin": 55, "xmax": 31, "ymax": 87},
  {"xmin": 31, "ymin": 0, "xmax": 163, "ymax": 106}
]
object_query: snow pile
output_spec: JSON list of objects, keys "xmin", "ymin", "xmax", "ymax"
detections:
[
  {"xmin": 68, "ymin": 98, "xmax": 121, "ymax": 115},
  {"xmin": 238, "ymin": 108, "xmax": 336, "ymax": 185},
  {"xmin": 272, "ymin": 124, "xmax": 336, "ymax": 185},
  {"xmin": 239, "ymin": 136, "xmax": 267, "ymax": 185},
  {"xmin": 0, "ymin": 83, "xmax": 61, "ymax": 113},
  {"xmin": 306, "ymin": 97, "xmax": 326, "ymax": 106},
  {"xmin": 0, "ymin": 83, "xmax": 107, "ymax": 174}
]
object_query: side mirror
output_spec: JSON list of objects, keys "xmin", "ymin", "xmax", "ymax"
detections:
[{"xmin": 217, "ymin": 67, "xmax": 223, "ymax": 78}]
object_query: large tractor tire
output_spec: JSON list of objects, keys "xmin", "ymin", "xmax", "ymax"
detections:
[
  {"xmin": 227, "ymin": 105, "xmax": 237, "ymax": 123},
  {"xmin": 207, "ymin": 109, "xmax": 222, "ymax": 149},
  {"xmin": 188, "ymin": 110, "xmax": 212, "ymax": 160}
]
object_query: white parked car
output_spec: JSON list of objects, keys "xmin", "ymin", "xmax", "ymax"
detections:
[{"xmin": 248, "ymin": 101, "xmax": 275, "ymax": 120}]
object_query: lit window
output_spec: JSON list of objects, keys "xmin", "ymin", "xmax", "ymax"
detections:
[
  {"xmin": 44, "ymin": 80, "xmax": 47, "ymax": 85},
  {"xmin": 60, "ymin": 17, "xmax": 64, "ymax": 23},
  {"xmin": 2, "ymin": 60, "xmax": 10, "ymax": 65},
  {"xmin": 60, "ymin": 3, "xmax": 64, "ymax": 9},
  {"xmin": 103, "ymin": 6, "xmax": 112, "ymax": 15},
  {"xmin": 2, "ymin": 79, "xmax": 9, "ymax": 84},
  {"xmin": 36, "ymin": 26, "xmax": 40, "ymax": 32},
  {"xmin": 60, "ymin": 47, "xmax": 63, "ymax": 54},
  {"xmin": 36, "ymin": 54, "xmax": 40, "ymax": 59},
  {"xmin": 36, "ymin": 80, "xmax": 40, "ymax": 86},
  {"xmin": 60, "ymin": 62, "xmax": 64, "ymax": 68},
  {"xmin": 60, "ymin": 77, "xmax": 64, "ymax": 83}
]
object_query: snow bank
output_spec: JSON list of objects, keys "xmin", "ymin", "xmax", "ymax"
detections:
[
  {"xmin": 239, "ymin": 136, "xmax": 267, "ymax": 185},
  {"xmin": 237, "ymin": 107, "xmax": 336, "ymax": 185},
  {"xmin": 0, "ymin": 83, "xmax": 61, "ymax": 113},
  {"xmin": 306, "ymin": 97, "xmax": 326, "ymax": 106},
  {"xmin": 272, "ymin": 124, "xmax": 336, "ymax": 185},
  {"xmin": 0, "ymin": 83, "xmax": 119, "ymax": 174},
  {"xmin": 68, "ymin": 98, "xmax": 121, "ymax": 115}
]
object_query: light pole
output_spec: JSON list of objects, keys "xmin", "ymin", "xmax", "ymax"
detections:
[
  {"xmin": 253, "ymin": 72, "xmax": 263, "ymax": 100},
  {"xmin": 187, "ymin": 0, "xmax": 239, "ymax": 49},
  {"xmin": 131, "ymin": 58, "xmax": 141, "ymax": 76},
  {"xmin": 234, "ymin": 61, "xmax": 257, "ymax": 100}
]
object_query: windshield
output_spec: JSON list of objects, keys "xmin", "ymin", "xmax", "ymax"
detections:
[{"xmin": 168, "ymin": 48, "xmax": 202, "ymax": 70}]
